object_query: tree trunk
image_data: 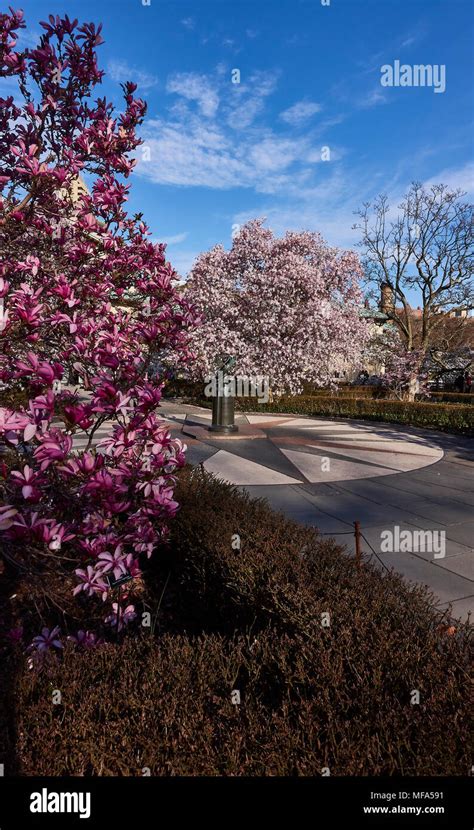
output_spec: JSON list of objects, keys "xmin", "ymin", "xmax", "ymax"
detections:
[{"xmin": 407, "ymin": 374, "xmax": 419, "ymax": 402}]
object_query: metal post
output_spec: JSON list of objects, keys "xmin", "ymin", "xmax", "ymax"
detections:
[
  {"xmin": 116, "ymin": 584, "xmax": 121, "ymax": 638},
  {"xmin": 354, "ymin": 521, "xmax": 362, "ymax": 569},
  {"xmin": 209, "ymin": 389, "xmax": 238, "ymax": 433},
  {"xmin": 209, "ymin": 357, "xmax": 238, "ymax": 434}
]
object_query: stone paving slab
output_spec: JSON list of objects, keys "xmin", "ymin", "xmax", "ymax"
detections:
[
  {"xmin": 279, "ymin": 447, "xmax": 394, "ymax": 483},
  {"xmin": 184, "ymin": 440, "xmax": 221, "ymax": 467},
  {"xmin": 399, "ymin": 498, "xmax": 473, "ymax": 526},
  {"xmin": 204, "ymin": 436, "xmax": 304, "ymax": 480},
  {"xmin": 338, "ymin": 475, "xmax": 474, "ymax": 508},
  {"xmin": 350, "ymin": 523, "xmax": 472, "ymax": 562},
  {"xmin": 203, "ymin": 449, "xmax": 302, "ymax": 486},
  {"xmin": 183, "ymin": 422, "xmax": 265, "ymax": 441},
  {"xmin": 241, "ymin": 484, "xmax": 356, "ymax": 534},
  {"xmin": 438, "ymin": 595, "xmax": 474, "ymax": 621},
  {"xmin": 406, "ymin": 482, "xmax": 474, "ymax": 507},
  {"xmin": 159, "ymin": 403, "xmax": 474, "ymax": 621},
  {"xmin": 368, "ymin": 549, "xmax": 473, "ymax": 606},
  {"xmin": 440, "ymin": 522, "xmax": 474, "ymax": 548},
  {"xmin": 439, "ymin": 552, "xmax": 474, "ymax": 580},
  {"xmin": 297, "ymin": 486, "xmax": 420, "ymax": 528}
]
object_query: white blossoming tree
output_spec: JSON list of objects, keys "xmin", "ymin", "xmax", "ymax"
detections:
[{"xmin": 185, "ymin": 219, "xmax": 369, "ymax": 395}]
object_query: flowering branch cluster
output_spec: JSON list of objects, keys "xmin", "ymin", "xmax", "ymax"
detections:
[
  {"xmin": 185, "ymin": 219, "xmax": 369, "ymax": 395},
  {"xmin": 362, "ymin": 327, "xmax": 429, "ymax": 398},
  {"xmin": 0, "ymin": 9, "xmax": 198, "ymax": 651}
]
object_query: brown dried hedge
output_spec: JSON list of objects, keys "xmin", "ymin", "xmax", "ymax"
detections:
[{"xmin": 6, "ymin": 468, "xmax": 473, "ymax": 776}]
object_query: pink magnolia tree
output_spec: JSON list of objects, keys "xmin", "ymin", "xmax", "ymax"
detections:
[
  {"xmin": 382, "ymin": 346, "xmax": 428, "ymax": 399},
  {"xmin": 0, "ymin": 10, "xmax": 197, "ymax": 651},
  {"xmin": 362, "ymin": 326, "xmax": 429, "ymax": 399},
  {"xmin": 185, "ymin": 220, "xmax": 369, "ymax": 395}
]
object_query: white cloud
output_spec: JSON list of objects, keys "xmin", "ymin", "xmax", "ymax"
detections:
[
  {"xmin": 107, "ymin": 59, "xmax": 158, "ymax": 91},
  {"xmin": 137, "ymin": 69, "xmax": 337, "ymax": 195},
  {"xmin": 249, "ymin": 137, "xmax": 305, "ymax": 172},
  {"xmin": 225, "ymin": 70, "xmax": 279, "ymax": 130},
  {"xmin": 232, "ymin": 168, "xmax": 363, "ymax": 249},
  {"xmin": 356, "ymin": 86, "xmax": 387, "ymax": 109},
  {"xmin": 166, "ymin": 249, "xmax": 200, "ymax": 279},
  {"xmin": 181, "ymin": 17, "xmax": 195, "ymax": 30},
  {"xmin": 138, "ymin": 110, "xmax": 319, "ymax": 193},
  {"xmin": 279, "ymin": 100, "xmax": 322, "ymax": 126},
  {"xmin": 423, "ymin": 161, "xmax": 474, "ymax": 198},
  {"xmin": 166, "ymin": 72, "xmax": 219, "ymax": 117},
  {"xmin": 398, "ymin": 26, "xmax": 426, "ymax": 50},
  {"xmin": 231, "ymin": 161, "xmax": 474, "ymax": 254},
  {"xmin": 16, "ymin": 28, "xmax": 42, "ymax": 49},
  {"xmin": 161, "ymin": 232, "xmax": 189, "ymax": 245},
  {"xmin": 139, "ymin": 117, "xmax": 252, "ymax": 189}
]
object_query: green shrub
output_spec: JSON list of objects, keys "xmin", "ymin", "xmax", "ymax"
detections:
[
  {"xmin": 164, "ymin": 379, "xmax": 388, "ymax": 400},
  {"xmin": 164, "ymin": 380, "xmax": 473, "ymax": 434},
  {"xmin": 302, "ymin": 383, "xmax": 388, "ymax": 399},
  {"xmin": 163, "ymin": 377, "xmax": 204, "ymax": 398},
  {"xmin": 418, "ymin": 391, "xmax": 474, "ymax": 405},
  {"xmin": 231, "ymin": 396, "xmax": 473, "ymax": 435},
  {"xmin": 9, "ymin": 469, "xmax": 472, "ymax": 776}
]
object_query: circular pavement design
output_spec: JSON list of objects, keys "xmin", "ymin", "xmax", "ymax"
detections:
[
  {"xmin": 177, "ymin": 412, "xmax": 444, "ymax": 486},
  {"xmin": 65, "ymin": 409, "xmax": 445, "ymax": 487}
]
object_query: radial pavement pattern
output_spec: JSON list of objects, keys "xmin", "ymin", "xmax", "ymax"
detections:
[{"xmin": 183, "ymin": 414, "xmax": 444, "ymax": 486}]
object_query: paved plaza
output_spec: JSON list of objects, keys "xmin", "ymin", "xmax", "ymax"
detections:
[{"xmin": 71, "ymin": 402, "xmax": 474, "ymax": 621}]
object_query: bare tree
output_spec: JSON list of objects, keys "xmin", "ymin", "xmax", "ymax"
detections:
[
  {"xmin": 354, "ymin": 183, "xmax": 474, "ymax": 360},
  {"xmin": 423, "ymin": 314, "xmax": 474, "ymax": 386}
]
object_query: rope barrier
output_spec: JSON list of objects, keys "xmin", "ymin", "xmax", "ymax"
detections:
[{"xmin": 360, "ymin": 532, "xmax": 392, "ymax": 573}]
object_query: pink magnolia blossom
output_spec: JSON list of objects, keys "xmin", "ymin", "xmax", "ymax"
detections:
[
  {"xmin": 0, "ymin": 408, "xmax": 32, "ymax": 444},
  {"xmin": 0, "ymin": 9, "xmax": 199, "ymax": 647},
  {"xmin": 185, "ymin": 219, "xmax": 369, "ymax": 396},
  {"xmin": 0, "ymin": 505, "xmax": 18, "ymax": 530},
  {"xmin": 105, "ymin": 603, "xmax": 136, "ymax": 632},
  {"xmin": 96, "ymin": 546, "xmax": 128, "ymax": 580},
  {"xmin": 10, "ymin": 465, "xmax": 42, "ymax": 500},
  {"xmin": 73, "ymin": 565, "xmax": 107, "ymax": 597},
  {"xmin": 67, "ymin": 630, "xmax": 103, "ymax": 648},
  {"xmin": 28, "ymin": 626, "xmax": 63, "ymax": 652},
  {"xmin": 33, "ymin": 430, "xmax": 73, "ymax": 469},
  {"xmin": 40, "ymin": 522, "xmax": 75, "ymax": 550}
]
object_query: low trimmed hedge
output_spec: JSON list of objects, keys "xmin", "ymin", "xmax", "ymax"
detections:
[
  {"xmin": 164, "ymin": 379, "xmax": 389, "ymax": 400},
  {"xmin": 163, "ymin": 380, "xmax": 473, "ymax": 434},
  {"xmin": 418, "ymin": 391, "xmax": 474, "ymax": 404},
  {"xmin": 7, "ymin": 468, "xmax": 472, "ymax": 776},
  {"xmin": 234, "ymin": 396, "xmax": 474, "ymax": 435},
  {"xmin": 301, "ymin": 384, "xmax": 388, "ymax": 399},
  {"xmin": 190, "ymin": 394, "xmax": 473, "ymax": 435},
  {"xmin": 163, "ymin": 377, "xmax": 205, "ymax": 398}
]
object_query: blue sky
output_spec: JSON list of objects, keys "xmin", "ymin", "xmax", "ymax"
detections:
[{"xmin": 9, "ymin": 0, "xmax": 474, "ymax": 279}]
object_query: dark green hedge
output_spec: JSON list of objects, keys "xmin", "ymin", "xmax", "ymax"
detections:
[
  {"xmin": 234, "ymin": 396, "xmax": 474, "ymax": 435},
  {"xmin": 301, "ymin": 384, "xmax": 388, "ymax": 398},
  {"xmin": 418, "ymin": 391, "xmax": 474, "ymax": 404},
  {"xmin": 187, "ymin": 394, "xmax": 473, "ymax": 435},
  {"xmin": 163, "ymin": 380, "xmax": 473, "ymax": 434},
  {"xmin": 7, "ymin": 468, "xmax": 472, "ymax": 776}
]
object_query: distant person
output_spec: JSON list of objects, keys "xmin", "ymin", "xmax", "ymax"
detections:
[
  {"xmin": 455, "ymin": 372, "xmax": 464, "ymax": 392},
  {"xmin": 464, "ymin": 371, "xmax": 472, "ymax": 393}
]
